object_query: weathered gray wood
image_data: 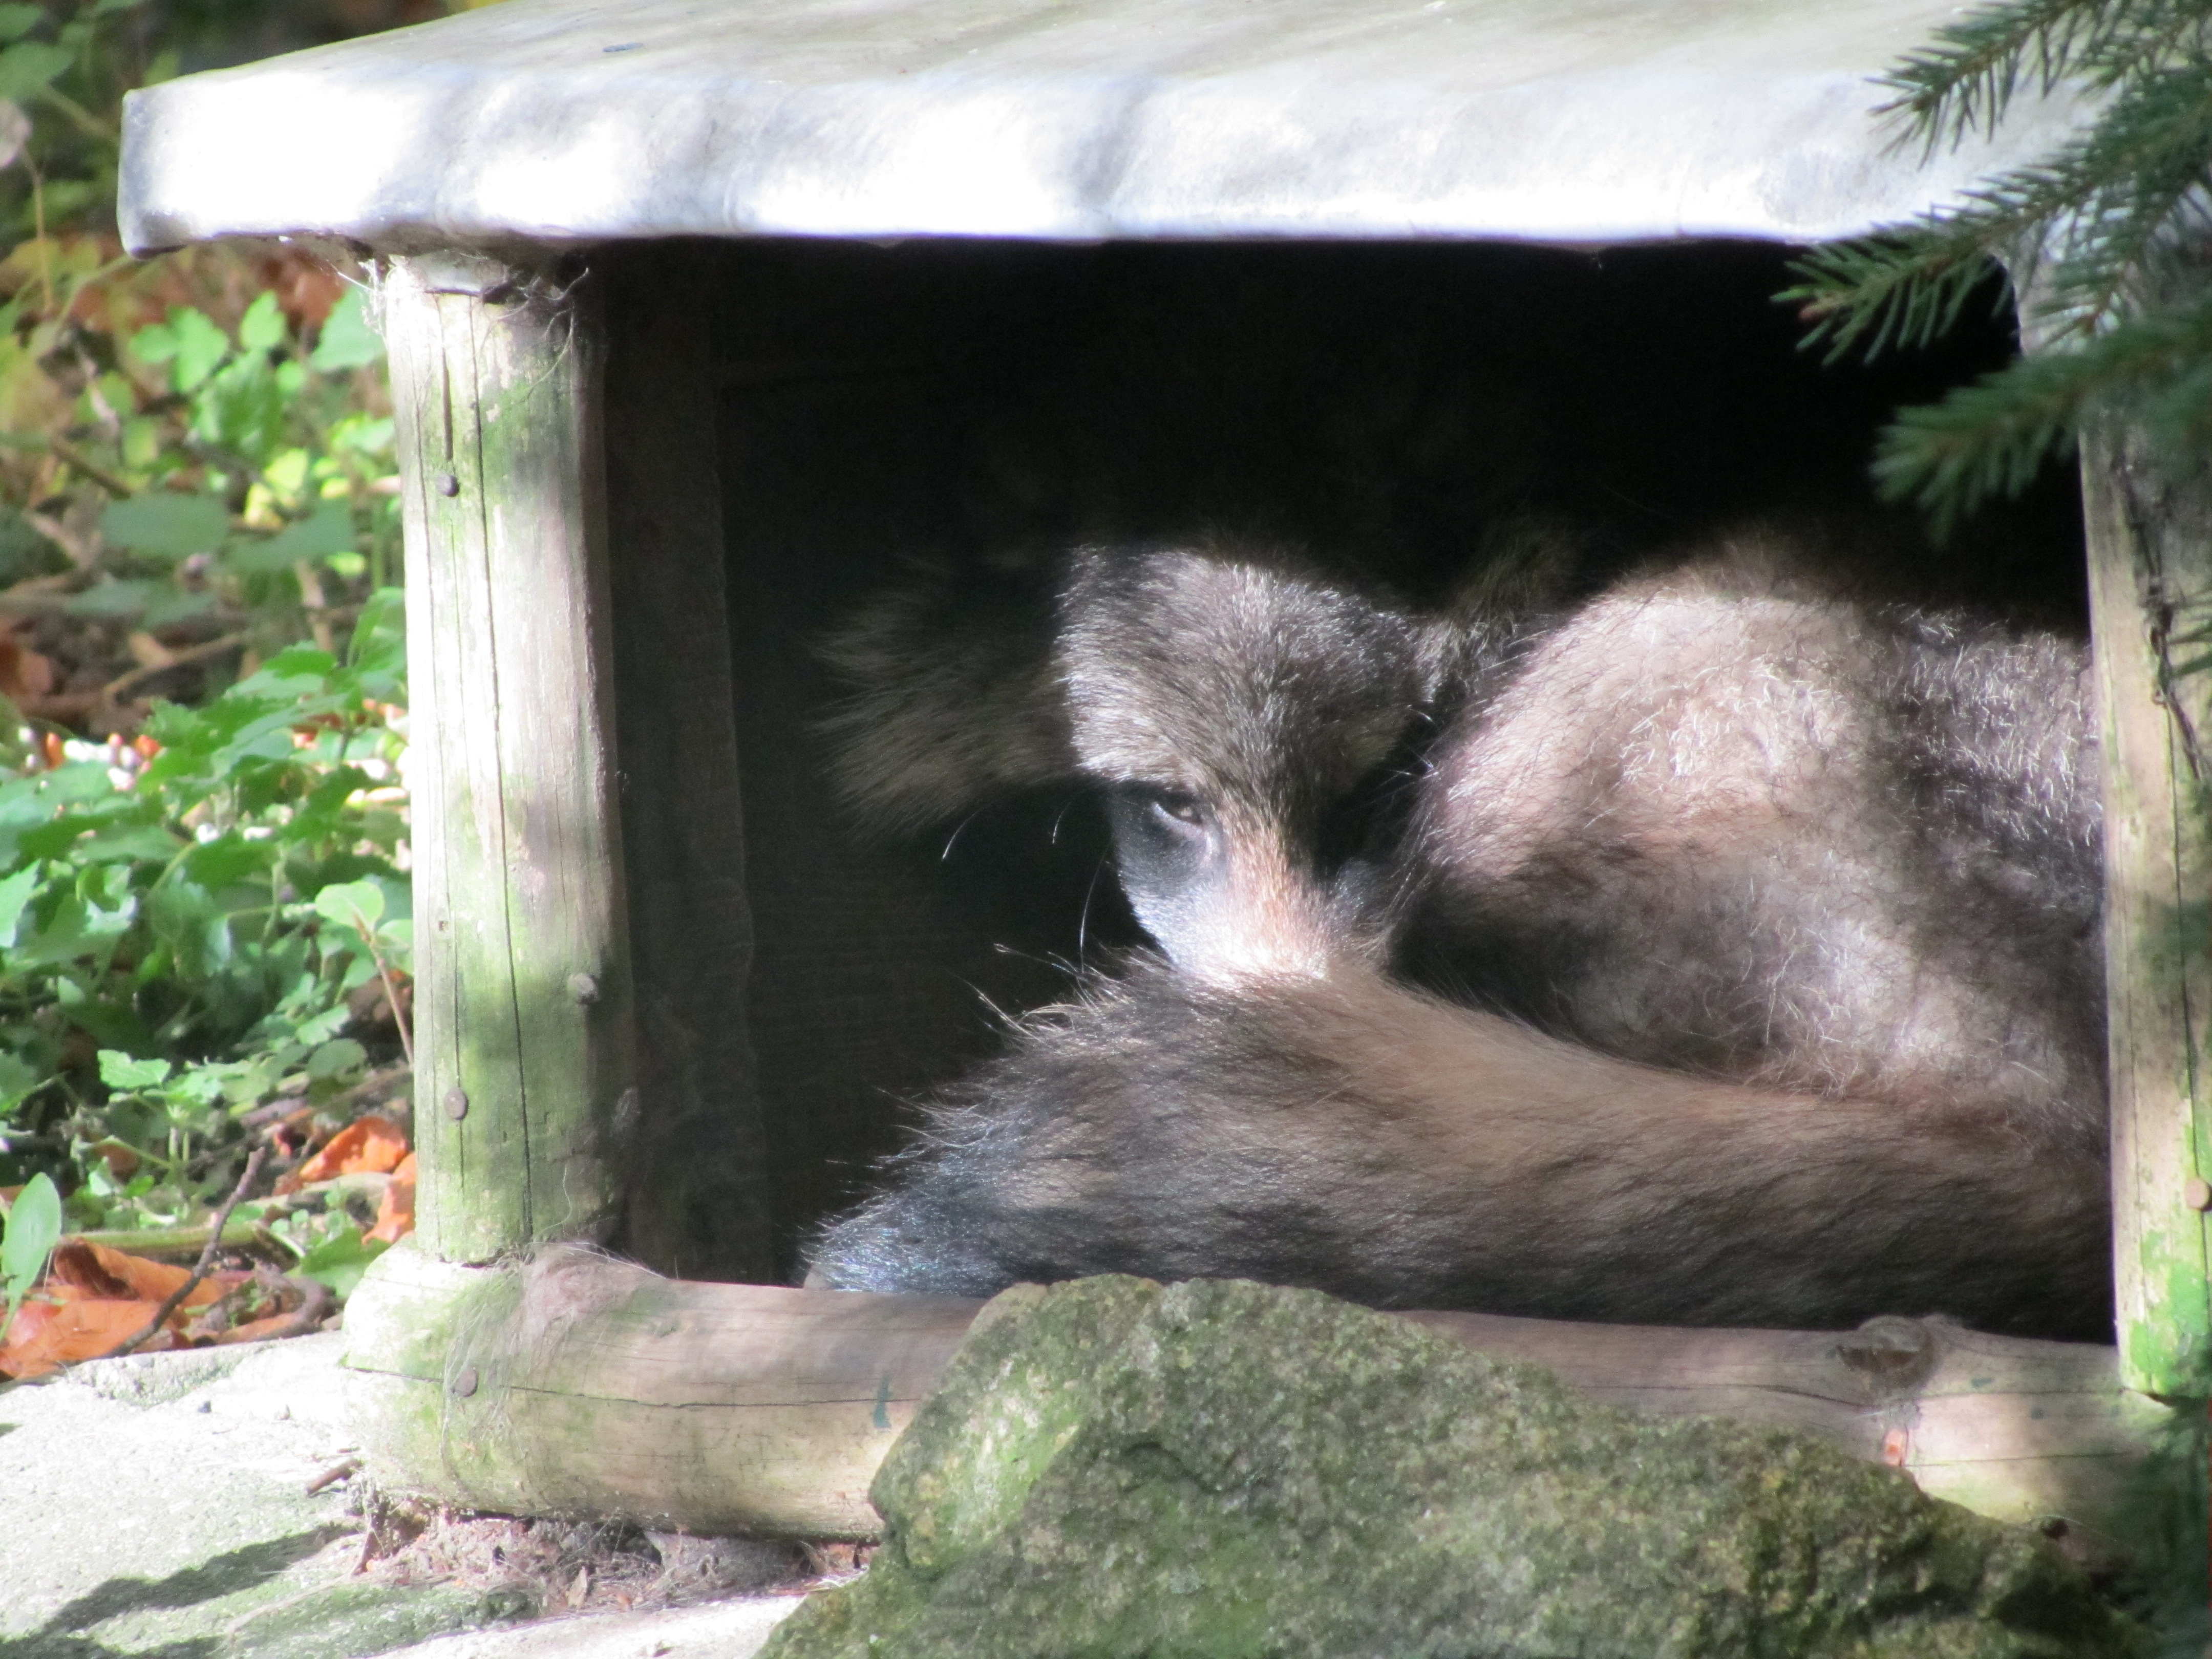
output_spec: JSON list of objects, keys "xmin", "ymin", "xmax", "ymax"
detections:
[
  {"xmin": 345, "ymin": 1246, "xmax": 2169, "ymax": 1552},
  {"xmin": 385, "ymin": 253, "xmax": 632, "ymax": 1263},
  {"xmin": 118, "ymin": 0, "xmax": 2094, "ymax": 257},
  {"xmin": 600, "ymin": 245, "xmax": 772, "ymax": 1283},
  {"xmin": 346, "ymin": 1243, "xmax": 974, "ymax": 1538},
  {"xmin": 2080, "ymin": 425, "xmax": 2212, "ymax": 1396}
]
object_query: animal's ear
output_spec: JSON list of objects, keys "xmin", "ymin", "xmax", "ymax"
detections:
[
  {"xmin": 1417, "ymin": 516, "xmax": 1599, "ymax": 697},
  {"xmin": 819, "ymin": 558, "xmax": 1079, "ymax": 835}
]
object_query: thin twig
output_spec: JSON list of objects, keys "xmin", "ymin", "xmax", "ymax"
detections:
[
  {"xmin": 22, "ymin": 509, "xmax": 95, "ymax": 569},
  {"xmin": 32, "ymin": 83, "xmax": 117, "ymax": 148},
  {"xmin": 93, "ymin": 1147, "xmax": 266, "ymax": 1362},
  {"xmin": 195, "ymin": 1266, "xmax": 333, "ymax": 1347},
  {"xmin": 46, "ymin": 435, "xmax": 134, "ymax": 499},
  {"xmin": 102, "ymin": 631, "xmax": 249, "ymax": 702},
  {"xmin": 307, "ymin": 1454, "xmax": 364, "ymax": 1496},
  {"xmin": 369, "ymin": 951, "xmax": 414, "ymax": 1068},
  {"xmin": 256, "ymin": 1274, "xmax": 335, "ymax": 1344}
]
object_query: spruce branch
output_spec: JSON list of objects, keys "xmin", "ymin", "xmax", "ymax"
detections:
[
  {"xmin": 1786, "ymin": 234, "xmax": 2012, "ymax": 363},
  {"xmin": 1880, "ymin": 0, "xmax": 2110, "ymax": 143},
  {"xmin": 1880, "ymin": 0, "xmax": 2212, "ymax": 144},
  {"xmin": 1872, "ymin": 291, "xmax": 2212, "ymax": 530},
  {"xmin": 1791, "ymin": 0, "xmax": 2212, "ymax": 530}
]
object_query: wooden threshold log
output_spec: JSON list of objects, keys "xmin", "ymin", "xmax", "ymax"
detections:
[{"xmin": 344, "ymin": 1243, "xmax": 2170, "ymax": 1555}]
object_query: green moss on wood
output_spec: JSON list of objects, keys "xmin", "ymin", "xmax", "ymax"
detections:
[{"xmin": 767, "ymin": 1278, "xmax": 2145, "ymax": 1659}]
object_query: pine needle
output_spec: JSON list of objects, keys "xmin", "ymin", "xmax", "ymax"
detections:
[{"xmin": 1790, "ymin": 0, "xmax": 2212, "ymax": 528}]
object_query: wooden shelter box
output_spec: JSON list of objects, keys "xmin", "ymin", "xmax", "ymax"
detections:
[{"xmin": 119, "ymin": 0, "xmax": 2205, "ymax": 1545}]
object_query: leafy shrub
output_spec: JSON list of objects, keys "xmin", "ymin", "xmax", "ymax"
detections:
[
  {"xmin": 1, "ymin": 240, "xmax": 403, "ymax": 703},
  {"xmin": 0, "ymin": 0, "xmax": 423, "ymax": 1280},
  {"xmin": 0, "ymin": 598, "xmax": 409, "ymax": 1235}
]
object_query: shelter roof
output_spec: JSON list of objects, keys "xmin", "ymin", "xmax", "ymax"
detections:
[{"xmin": 120, "ymin": 0, "xmax": 2087, "ymax": 255}]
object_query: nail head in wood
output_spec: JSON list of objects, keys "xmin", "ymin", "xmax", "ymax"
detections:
[
  {"xmin": 434, "ymin": 471, "xmax": 460, "ymax": 497},
  {"xmin": 443, "ymin": 1084, "xmax": 469, "ymax": 1121},
  {"xmin": 451, "ymin": 1366, "xmax": 479, "ymax": 1398},
  {"xmin": 2185, "ymin": 1176, "xmax": 2212, "ymax": 1211}
]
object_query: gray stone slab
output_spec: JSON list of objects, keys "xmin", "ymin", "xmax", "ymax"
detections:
[
  {"xmin": 0, "ymin": 1336, "xmax": 366, "ymax": 1651},
  {"xmin": 120, "ymin": 0, "xmax": 2092, "ymax": 255},
  {"xmin": 374, "ymin": 1599, "xmax": 802, "ymax": 1659},
  {"xmin": 0, "ymin": 1338, "xmax": 504, "ymax": 1659},
  {"xmin": 0, "ymin": 1335, "xmax": 824, "ymax": 1659}
]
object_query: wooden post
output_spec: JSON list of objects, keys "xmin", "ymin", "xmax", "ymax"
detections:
[
  {"xmin": 2081, "ymin": 424, "xmax": 2212, "ymax": 1394},
  {"xmin": 384, "ymin": 252, "xmax": 632, "ymax": 1262}
]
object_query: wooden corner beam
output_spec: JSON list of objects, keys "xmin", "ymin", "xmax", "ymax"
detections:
[
  {"xmin": 384, "ymin": 251, "xmax": 634, "ymax": 1263},
  {"xmin": 2080, "ymin": 424, "xmax": 2212, "ymax": 1395}
]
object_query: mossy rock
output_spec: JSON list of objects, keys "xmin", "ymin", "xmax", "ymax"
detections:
[{"xmin": 764, "ymin": 1277, "xmax": 2143, "ymax": 1658}]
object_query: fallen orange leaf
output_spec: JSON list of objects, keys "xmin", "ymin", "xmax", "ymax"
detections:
[
  {"xmin": 0, "ymin": 629, "xmax": 56, "ymax": 700},
  {"xmin": 0, "ymin": 1296, "xmax": 180, "ymax": 1379},
  {"xmin": 89, "ymin": 1140, "xmax": 140, "ymax": 1180},
  {"xmin": 366, "ymin": 1151, "xmax": 416, "ymax": 1245},
  {"xmin": 46, "ymin": 1239, "xmax": 233, "ymax": 1307},
  {"xmin": 207, "ymin": 1310, "xmax": 304, "ymax": 1346},
  {"xmin": 288, "ymin": 1114, "xmax": 409, "ymax": 1188}
]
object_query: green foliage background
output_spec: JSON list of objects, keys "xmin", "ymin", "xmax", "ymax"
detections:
[
  {"xmin": 1789, "ymin": 0, "xmax": 2212, "ymax": 533},
  {"xmin": 0, "ymin": 0, "xmax": 435, "ymax": 1269}
]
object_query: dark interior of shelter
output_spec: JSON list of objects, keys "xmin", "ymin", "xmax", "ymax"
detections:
[{"xmin": 628, "ymin": 236, "xmax": 2088, "ymax": 1282}]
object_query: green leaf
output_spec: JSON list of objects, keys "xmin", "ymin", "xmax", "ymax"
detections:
[
  {"xmin": 0, "ymin": 1049, "xmax": 39, "ymax": 1110},
  {"xmin": 16, "ymin": 887, "xmax": 133, "ymax": 969},
  {"xmin": 237, "ymin": 291, "xmax": 285, "ymax": 353},
  {"xmin": 163, "ymin": 1067, "xmax": 228, "ymax": 1111},
  {"xmin": 98, "ymin": 1050, "xmax": 173, "ymax": 1091},
  {"xmin": 130, "ymin": 307, "xmax": 229, "ymax": 395},
  {"xmin": 0, "ymin": 6, "xmax": 43, "ymax": 42},
  {"xmin": 307, "ymin": 1038, "xmax": 366, "ymax": 1081},
  {"xmin": 73, "ymin": 824, "xmax": 185, "ymax": 865},
  {"xmin": 0, "ymin": 862, "xmax": 38, "ymax": 949},
  {"xmin": 61, "ymin": 579, "xmax": 158, "ymax": 619},
  {"xmin": 140, "ymin": 587, "xmax": 219, "ymax": 630},
  {"xmin": 2, "ymin": 1171, "xmax": 61, "ymax": 1327},
  {"xmin": 181, "ymin": 836, "xmax": 277, "ymax": 891},
  {"xmin": 312, "ymin": 878, "xmax": 384, "ymax": 940},
  {"xmin": 0, "ymin": 40, "xmax": 71, "ymax": 99},
  {"xmin": 100, "ymin": 492, "xmax": 232, "ymax": 560},
  {"xmin": 235, "ymin": 646, "xmax": 337, "ymax": 693},
  {"xmin": 294, "ymin": 1224, "xmax": 388, "ymax": 1298},
  {"xmin": 191, "ymin": 353, "xmax": 289, "ymax": 469},
  {"xmin": 226, "ymin": 501, "xmax": 355, "ymax": 575},
  {"xmin": 309, "ymin": 289, "xmax": 384, "ymax": 372},
  {"xmin": 347, "ymin": 586, "xmax": 407, "ymax": 678},
  {"xmin": 2, "ymin": 764, "xmax": 117, "ymax": 816}
]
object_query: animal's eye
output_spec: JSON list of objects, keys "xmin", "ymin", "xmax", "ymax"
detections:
[{"xmin": 1150, "ymin": 792, "xmax": 1207, "ymax": 829}]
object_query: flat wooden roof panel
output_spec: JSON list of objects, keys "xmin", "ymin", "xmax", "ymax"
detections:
[{"xmin": 121, "ymin": 0, "xmax": 2088, "ymax": 252}]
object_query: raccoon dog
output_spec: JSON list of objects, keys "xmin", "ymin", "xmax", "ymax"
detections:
[{"xmin": 804, "ymin": 534, "xmax": 2109, "ymax": 1339}]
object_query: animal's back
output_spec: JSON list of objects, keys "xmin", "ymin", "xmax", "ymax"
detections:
[{"xmin": 1405, "ymin": 546, "xmax": 2105, "ymax": 1146}]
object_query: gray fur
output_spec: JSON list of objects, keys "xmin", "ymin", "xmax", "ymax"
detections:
[
  {"xmin": 817, "ymin": 556, "xmax": 1077, "ymax": 833},
  {"xmin": 805, "ymin": 531, "xmax": 2109, "ymax": 1337},
  {"xmin": 1401, "ymin": 539, "xmax": 2104, "ymax": 1147},
  {"xmin": 1058, "ymin": 540, "xmax": 1433, "ymax": 818},
  {"xmin": 809, "ymin": 958, "xmax": 2110, "ymax": 1338}
]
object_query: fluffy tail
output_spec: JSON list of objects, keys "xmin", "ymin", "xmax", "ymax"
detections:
[{"xmin": 806, "ymin": 957, "xmax": 2110, "ymax": 1341}]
